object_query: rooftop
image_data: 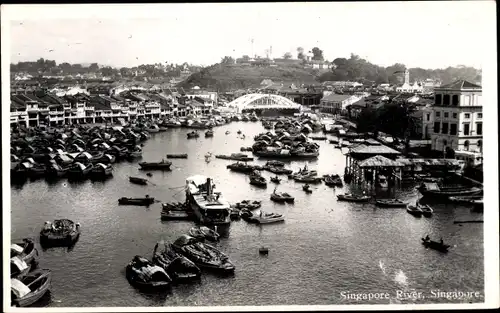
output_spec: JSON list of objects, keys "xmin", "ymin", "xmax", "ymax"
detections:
[
  {"xmin": 358, "ymin": 155, "xmax": 404, "ymax": 168},
  {"xmin": 436, "ymin": 80, "xmax": 481, "ymax": 90},
  {"xmin": 348, "ymin": 144, "xmax": 401, "ymax": 155},
  {"xmin": 321, "ymin": 93, "xmax": 353, "ymax": 102}
]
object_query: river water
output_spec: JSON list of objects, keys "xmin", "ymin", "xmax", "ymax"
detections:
[{"xmin": 10, "ymin": 121, "xmax": 484, "ymax": 307}]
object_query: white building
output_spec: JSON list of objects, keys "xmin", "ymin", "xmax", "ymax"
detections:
[
  {"xmin": 396, "ymin": 70, "xmax": 424, "ymax": 93},
  {"xmin": 430, "ymin": 80, "xmax": 482, "ymax": 154},
  {"xmin": 319, "ymin": 94, "xmax": 361, "ymax": 114}
]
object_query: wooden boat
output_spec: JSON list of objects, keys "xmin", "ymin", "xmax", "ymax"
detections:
[
  {"xmin": 187, "ymin": 131, "xmax": 199, "ymax": 139},
  {"xmin": 11, "ymin": 257, "xmax": 32, "ymax": 279},
  {"xmin": 125, "ymin": 255, "xmax": 172, "ymax": 290},
  {"xmin": 303, "ymin": 184, "xmax": 313, "ymax": 193},
  {"xmin": 91, "ymin": 153, "xmax": 116, "ymax": 164},
  {"xmin": 264, "ymin": 166, "xmax": 293, "ymax": 175},
  {"xmin": 230, "ymin": 208, "xmax": 241, "ymax": 220},
  {"xmin": 421, "ymin": 237, "xmax": 450, "ymax": 253},
  {"xmin": 118, "ymin": 196, "xmax": 155, "ymax": 206},
  {"xmin": 147, "ymin": 125, "xmax": 160, "ymax": 133},
  {"xmin": 294, "ymin": 175, "xmax": 323, "ymax": 183},
  {"xmin": 138, "ymin": 159, "xmax": 172, "ymax": 170},
  {"xmin": 161, "ymin": 210, "xmax": 191, "ymax": 221},
  {"xmin": 45, "ymin": 164, "xmax": 68, "ymax": 178},
  {"xmin": 216, "ymin": 153, "xmax": 254, "ymax": 162},
  {"xmin": 152, "ymin": 242, "xmax": 201, "ymax": 282},
  {"xmin": 417, "ymin": 183, "xmax": 482, "ymax": 198},
  {"xmin": 166, "ymin": 153, "xmax": 188, "ymax": 159},
  {"xmin": 420, "ymin": 204, "xmax": 434, "ymax": 217},
  {"xmin": 90, "ymin": 163, "xmax": 113, "ymax": 178},
  {"xmin": 11, "ymin": 269, "xmax": 52, "ymax": 307},
  {"xmin": 205, "ymin": 130, "xmax": 214, "ymax": 137},
  {"xmin": 249, "ymin": 174, "xmax": 267, "ymax": 187},
  {"xmin": 240, "ymin": 209, "xmax": 285, "ymax": 224},
  {"xmin": 172, "ymin": 235, "xmax": 235, "ymax": 273},
  {"xmin": 226, "ymin": 162, "xmax": 262, "ymax": 173},
  {"xmin": 67, "ymin": 162, "xmax": 93, "ymax": 179},
  {"xmin": 270, "ymin": 176, "xmax": 281, "ymax": 184},
  {"xmin": 40, "ymin": 219, "xmax": 80, "ymax": 247},
  {"xmin": 324, "ymin": 174, "xmax": 343, "ymax": 187},
  {"xmin": 375, "ymin": 199, "xmax": 408, "ymax": 208},
  {"xmin": 336, "ymin": 194, "xmax": 371, "ymax": 202},
  {"xmin": 270, "ymin": 189, "xmax": 295, "ymax": 203},
  {"xmin": 129, "ymin": 176, "xmax": 148, "ymax": 185},
  {"xmin": 265, "ymin": 161, "xmax": 286, "ymax": 168},
  {"xmin": 235, "ymin": 200, "xmax": 262, "ymax": 210},
  {"xmin": 11, "ymin": 238, "xmax": 38, "ymax": 265},
  {"xmin": 188, "ymin": 226, "xmax": 220, "ymax": 242},
  {"xmin": 407, "ymin": 205, "xmax": 423, "ymax": 217}
]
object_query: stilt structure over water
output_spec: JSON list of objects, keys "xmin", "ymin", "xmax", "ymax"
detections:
[{"xmin": 344, "ymin": 144, "xmax": 403, "ymax": 186}]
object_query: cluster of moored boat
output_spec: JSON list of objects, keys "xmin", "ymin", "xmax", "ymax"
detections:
[
  {"xmin": 252, "ymin": 131, "xmax": 320, "ymax": 159},
  {"xmin": 10, "ymin": 123, "xmax": 156, "ymax": 182},
  {"xmin": 11, "ymin": 218, "xmax": 82, "ymax": 307},
  {"xmin": 126, "ymin": 228, "xmax": 235, "ymax": 290}
]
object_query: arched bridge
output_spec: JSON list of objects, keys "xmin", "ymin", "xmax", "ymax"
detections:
[{"xmin": 227, "ymin": 93, "xmax": 302, "ymax": 113}]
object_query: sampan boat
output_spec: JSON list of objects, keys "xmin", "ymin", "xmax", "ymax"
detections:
[
  {"xmin": 336, "ymin": 194, "xmax": 371, "ymax": 202},
  {"xmin": 125, "ymin": 255, "xmax": 172, "ymax": 290},
  {"xmin": 421, "ymin": 237, "xmax": 450, "ymax": 253},
  {"xmin": 11, "ymin": 269, "xmax": 52, "ymax": 307},
  {"xmin": 375, "ymin": 199, "xmax": 408, "ymax": 208},
  {"xmin": 118, "ymin": 196, "xmax": 155, "ymax": 206},
  {"xmin": 11, "ymin": 238, "xmax": 38, "ymax": 265},
  {"xmin": 152, "ymin": 242, "xmax": 201, "ymax": 282},
  {"xmin": 40, "ymin": 219, "xmax": 81, "ymax": 247},
  {"xmin": 172, "ymin": 235, "xmax": 235, "ymax": 273}
]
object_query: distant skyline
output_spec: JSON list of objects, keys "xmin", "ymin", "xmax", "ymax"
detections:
[{"xmin": 3, "ymin": 2, "xmax": 495, "ymax": 69}]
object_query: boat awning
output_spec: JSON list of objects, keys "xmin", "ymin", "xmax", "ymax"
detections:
[
  {"xmin": 95, "ymin": 163, "xmax": 107, "ymax": 169},
  {"xmin": 358, "ymin": 155, "xmax": 404, "ymax": 168},
  {"xmin": 11, "ymin": 278, "xmax": 31, "ymax": 298},
  {"xmin": 73, "ymin": 162, "xmax": 86, "ymax": 171},
  {"xmin": 11, "ymin": 256, "xmax": 28, "ymax": 272},
  {"xmin": 11, "ymin": 244, "xmax": 24, "ymax": 254}
]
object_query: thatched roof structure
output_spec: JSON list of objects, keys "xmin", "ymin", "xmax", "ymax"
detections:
[{"xmin": 358, "ymin": 155, "xmax": 404, "ymax": 168}]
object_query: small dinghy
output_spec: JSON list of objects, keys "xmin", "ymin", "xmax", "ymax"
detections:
[
  {"xmin": 241, "ymin": 209, "xmax": 285, "ymax": 224},
  {"xmin": 336, "ymin": 194, "xmax": 371, "ymax": 202},
  {"xmin": 11, "ymin": 238, "xmax": 38, "ymax": 265},
  {"xmin": 11, "ymin": 257, "xmax": 32, "ymax": 279},
  {"xmin": 303, "ymin": 184, "xmax": 313, "ymax": 194},
  {"xmin": 187, "ymin": 131, "xmax": 199, "ymax": 139},
  {"xmin": 421, "ymin": 236, "xmax": 450, "ymax": 253},
  {"xmin": 118, "ymin": 196, "xmax": 155, "ymax": 206},
  {"xmin": 40, "ymin": 219, "xmax": 80, "ymax": 247},
  {"xmin": 138, "ymin": 159, "xmax": 172, "ymax": 170},
  {"xmin": 11, "ymin": 269, "xmax": 52, "ymax": 307},
  {"xmin": 152, "ymin": 242, "xmax": 201, "ymax": 282},
  {"xmin": 407, "ymin": 205, "xmax": 423, "ymax": 217},
  {"xmin": 270, "ymin": 188, "xmax": 295, "ymax": 203},
  {"xmin": 249, "ymin": 173, "xmax": 267, "ymax": 187},
  {"xmin": 161, "ymin": 210, "xmax": 191, "ymax": 221},
  {"xmin": 419, "ymin": 203, "xmax": 434, "ymax": 217},
  {"xmin": 188, "ymin": 226, "xmax": 220, "ymax": 242},
  {"xmin": 270, "ymin": 176, "xmax": 281, "ymax": 184},
  {"xmin": 205, "ymin": 130, "xmax": 214, "ymax": 137},
  {"xmin": 375, "ymin": 199, "xmax": 408, "ymax": 208},
  {"xmin": 126, "ymin": 255, "xmax": 172, "ymax": 290},
  {"xmin": 324, "ymin": 174, "xmax": 343, "ymax": 187},
  {"xmin": 172, "ymin": 235, "xmax": 235, "ymax": 273},
  {"xmin": 129, "ymin": 176, "xmax": 148, "ymax": 185}
]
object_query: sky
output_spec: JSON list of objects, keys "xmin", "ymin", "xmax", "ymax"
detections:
[{"xmin": 3, "ymin": 2, "xmax": 496, "ymax": 69}]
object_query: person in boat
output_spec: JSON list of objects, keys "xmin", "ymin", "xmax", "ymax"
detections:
[
  {"xmin": 440, "ymin": 238, "xmax": 444, "ymax": 245},
  {"xmin": 274, "ymin": 175, "xmax": 279, "ymax": 181},
  {"xmin": 304, "ymin": 183, "xmax": 310, "ymax": 189},
  {"xmin": 424, "ymin": 235, "xmax": 430, "ymax": 241}
]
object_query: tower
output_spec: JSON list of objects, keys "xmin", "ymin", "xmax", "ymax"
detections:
[
  {"xmin": 251, "ymin": 38, "xmax": 254, "ymax": 58},
  {"xmin": 404, "ymin": 69, "xmax": 410, "ymax": 85}
]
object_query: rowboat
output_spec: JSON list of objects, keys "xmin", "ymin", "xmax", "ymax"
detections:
[
  {"xmin": 11, "ymin": 269, "xmax": 52, "ymax": 307},
  {"xmin": 129, "ymin": 176, "xmax": 148, "ymax": 185},
  {"xmin": 375, "ymin": 199, "xmax": 408, "ymax": 208},
  {"xmin": 407, "ymin": 205, "xmax": 423, "ymax": 217},
  {"xmin": 336, "ymin": 194, "xmax": 371, "ymax": 202},
  {"xmin": 40, "ymin": 219, "xmax": 81, "ymax": 247},
  {"xmin": 11, "ymin": 238, "xmax": 38, "ymax": 265},
  {"xmin": 118, "ymin": 196, "xmax": 155, "ymax": 206},
  {"xmin": 125, "ymin": 255, "xmax": 172, "ymax": 290},
  {"xmin": 421, "ymin": 237, "xmax": 450, "ymax": 253}
]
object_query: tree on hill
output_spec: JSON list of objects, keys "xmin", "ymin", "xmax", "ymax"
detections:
[
  {"xmin": 88, "ymin": 63, "xmax": 99, "ymax": 72},
  {"xmin": 221, "ymin": 56, "xmax": 235, "ymax": 64},
  {"xmin": 311, "ymin": 47, "xmax": 324, "ymax": 61},
  {"xmin": 297, "ymin": 47, "xmax": 305, "ymax": 60},
  {"xmin": 283, "ymin": 52, "xmax": 293, "ymax": 59}
]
